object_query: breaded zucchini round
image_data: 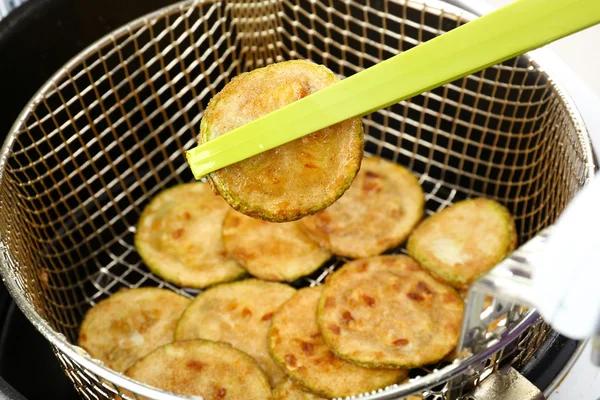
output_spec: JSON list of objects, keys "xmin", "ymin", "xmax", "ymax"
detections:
[
  {"xmin": 273, "ymin": 379, "xmax": 326, "ymax": 400},
  {"xmin": 268, "ymin": 286, "xmax": 405, "ymax": 398},
  {"xmin": 175, "ymin": 279, "xmax": 296, "ymax": 387},
  {"xmin": 134, "ymin": 182, "xmax": 245, "ymax": 289},
  {"xmin": 406, "ymin": 197, "xmax": 517, "ymax": 289},
  {"xmin": 317, "ymin": 255, "xmax": 463, "ymax": 368},
  {"xmin": 301, "ymin": 156, "xmax": 424, "ymax": 258},
  {"xmin": 200, "ymin": 60, "xmax": 364, "ymax": 222},
  {"xmin": 222, "ymin": 210, "xmax": 331, "ymax": 282},
  {"xmin": 125, "ymin": 340, "xmax": 271, "ymax": 400},
  {"xmin": 78, "ymin": 288, "xmax": 190, "ymax": 372}
]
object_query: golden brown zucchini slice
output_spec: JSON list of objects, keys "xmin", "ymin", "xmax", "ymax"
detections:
[
  {"xmin": 78, "ymin": 288, "xmax": 190, "ymax": 373},
  {"xmin": 222, "ymin": 210, "xmax": 331, "ymax": 282},
  {"xmin": 175, "ymin": 279, "xmax": 296, "ymax": 387},
  {"xmin": 317, "ymin": 255, "xmax": 463, "ymax": 368},
  {"xmin": 199, "ymin": 60, "xmax": 364, "ymax": 222},
  {"xmin": 125, "ymin": 340, "xmax": 271, "ymax": 400},
  {"xmin": 301, "ymin": 156, "xmax": 424, "ymax": 258},
  {"xmin": 273, "ymin": 379, "xmax": 326, "ymax": 400},
  {"xmin": 268, "ymin": 286, "xmax": 405, "ymax": 398},
  {"xmin": 406, "ymin": 197, "xmax": 517, "ymax": 289},
  {"xmin": 134, "ymin": 182, "xmax": 245, "ymax": 289}
]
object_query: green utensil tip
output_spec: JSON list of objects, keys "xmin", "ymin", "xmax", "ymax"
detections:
[{"xmin": 186, "ymin": 0, "xmax": 600, "ymax": 179}]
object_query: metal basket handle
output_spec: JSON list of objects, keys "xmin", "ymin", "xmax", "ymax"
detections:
[{"xmin": 460, "ymin": 173, "xmax": 600, "ymax": 369}]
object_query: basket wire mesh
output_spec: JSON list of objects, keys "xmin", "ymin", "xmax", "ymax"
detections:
[{"xmin": 0, "ymin": 0, "xmax": 594, "ymax": 399}]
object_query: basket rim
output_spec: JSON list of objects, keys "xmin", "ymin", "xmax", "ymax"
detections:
[{"xmin": 0, "ymin": 0, "xmax": 595, "ymax": 398}]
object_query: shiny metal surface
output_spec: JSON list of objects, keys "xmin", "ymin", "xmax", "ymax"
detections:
[
  {"xmin": 592, "ymin": 336, "xmax": 600, "ymax": 366},
  {"xmin": 0, "ymin": 0, "xmax": 27, "ymax": 19},
  {"xmin": 458, "ymin": 229, "xmax": 551, "ymax": 355},
  {"xmin": 465, "ymin": 366, "xmax": 545, "ymax": 400},
  {"xmin": 0, "ymin": 0, "xmax": 595, "ymax": 399}
]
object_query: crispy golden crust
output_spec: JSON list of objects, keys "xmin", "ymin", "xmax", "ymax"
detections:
[
  {"xmin": 175, "ymin": 279, "xmax": 296, "ymax": 387},
  {"xmin": 301, "ymin": 156, "xmax": 424, "ymax": 258},
  {"xmin": 268, "ymin": 287, "xmax": 405, "ymax": 397},
  {"xmin": 406, "ymin": 198, "xmax": 517, "ymax": 289},
  {"xmin": 125, "ymin": 340, "xmax": 271, "ymax": 400},
  {"xmin": 200, "ymin": 60, "xmax": 364, "ymax": 222},
  {"xmin": 222, "ymin": 210, "xmax": 331, "ymax": 282},
  {"xmin": 78, "ymin": 288, "xmax": 190, "ymax": 373},
  {"xmin": 273, "ymin": 379, "xmax": 326, "ymax": 400},
  {"xmin": 317, "ymin": 255, "xmax": 463, "ymax": 368},
  {"xmin": 134, "ymin": 183, "xmax": 245, "ymax": 288}
]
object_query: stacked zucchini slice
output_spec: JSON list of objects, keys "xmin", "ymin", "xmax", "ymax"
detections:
[{"xmin": 77, "ymin": 61, "xmax": 517, "ymax": 400}]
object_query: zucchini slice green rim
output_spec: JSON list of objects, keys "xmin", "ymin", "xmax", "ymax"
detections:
[
  {"xmin": 200, "ymin": 60, "xmax": 364, "ymax": 222},
  {"xmin": 406, "ymin": 197, "xmax": 518, "ymax": 289},
  {"xmin": 134, "ymin": 182, "xmax": 245, "ymax": 289},
  {"xmin": 317, "ymin": 255, "xmax": 464, "ymax": 369}
]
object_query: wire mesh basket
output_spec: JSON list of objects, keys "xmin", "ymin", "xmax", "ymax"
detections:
[{"xmin": 0, "ymin": 0, "xmax": 595, "ymax": 399}]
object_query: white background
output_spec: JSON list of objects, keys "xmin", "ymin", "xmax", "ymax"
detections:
[
  {"xmin": 485, "ymin": 1, "xmax": 600, "ymax": 98},
  {"xmin": 486, "ymin": 2, "xmax": 600, "ymax": 400},
  {"xmin": 1, "ymin": 0, "xmax": 599, "ymax": 399}
]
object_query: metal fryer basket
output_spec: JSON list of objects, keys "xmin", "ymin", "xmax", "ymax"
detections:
[{"xmin": 0, "ymin": 0, "xmax": 595, "ymax": 399}]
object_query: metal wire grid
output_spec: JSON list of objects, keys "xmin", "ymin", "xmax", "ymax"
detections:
[
  {"xmin": 46, "ymin": 309, "xmax": 548, "ymax": 400},
  {"xmin": 0, "ymin": 0, "xmax": 594, "ymax": 399}
]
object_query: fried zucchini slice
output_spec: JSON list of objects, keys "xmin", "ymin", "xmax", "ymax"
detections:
[
  {"xmin": 78, "ymin": 288, "xmax": 190, "ymax": 373},
  {"xmin": 222, "ymin": 210, "xmax": 331, "ymax": 282},
  {"xmin": 125, "ymin": 340, "xmax": 271, "ymax": 400},
  {"xmin": 273, "ymin": 379, "xmax": 326, "ymax": 400},
  {"xmin": 301, "ymin": 156, "xmax": 424, "ymax": 258},
  {"xmin": 134, "ymin": 182, "xmax": 245, "ymax": 288},
  {"xmin": 175, "ymin": 279, "xmax": 296, "ymax": 387},
  {"xmin": 200, "ymin": 60, "xmax": 364, "ymax": 222},
  {"xmin": 317, "ymin": 255, "xmax": 463, "ymax": 368},
  {"xmin": 268, "ymin": 286, "xmax": 405, "ymax": 398},
  {"xmin": 406, "ymin": 197, "xmax": 517, "ymax": 289}
]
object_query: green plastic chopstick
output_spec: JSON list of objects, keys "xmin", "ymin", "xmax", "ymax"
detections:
[{"xmin": 186, "ymin": 0, "xmax": 600, "ymax": 179}]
